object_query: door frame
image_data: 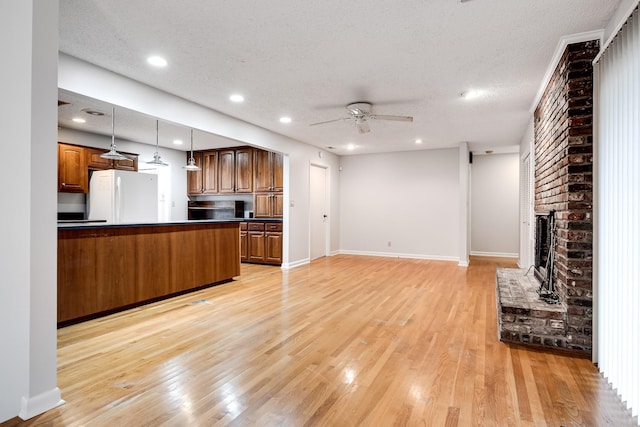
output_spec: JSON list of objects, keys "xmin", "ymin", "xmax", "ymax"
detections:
[{"xmin": 309, "ymin": 162, "xmax": 330, "ymax": 260}]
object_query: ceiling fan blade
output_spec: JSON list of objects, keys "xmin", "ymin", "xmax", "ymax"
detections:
[
  {"xmin": 369, "ymin": 114, "xmax": 413, "ymax": 122},
  {"xmin": 309, "ymin": 117, "xmax": 349, "ymax": 127},
  {"xmin": 356, "ymin": 119, "xmax": 370, "ymax": 134}
]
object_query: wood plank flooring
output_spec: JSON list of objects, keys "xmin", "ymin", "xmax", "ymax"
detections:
[{"xmin": 2, "ymin": 255, "xmax": 636, "ymax": 426}]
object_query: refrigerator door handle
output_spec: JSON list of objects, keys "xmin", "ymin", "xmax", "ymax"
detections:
[{"xmin": 115, "ymin": 176, "xmax": 121, "ymax": 223}]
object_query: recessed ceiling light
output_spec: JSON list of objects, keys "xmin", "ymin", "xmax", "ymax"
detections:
[
  {"xmin": 347, "ymin": 144, "xmax": 356, "ymax": 151},
  {"xmin": 82, "ymin": 108, "xmax": 105, "ymax": 116},
  {"xmin": 461, "ymin": 90, "xmax": 484, "ymax": 100},
  {"xmin": 229, "ymin": 94, "xmax": 244, "ymax": 102},
  {"xmin": 173, "ymin": 139, "xmax": 183, "ymax": 145},
  {"xmin": 415, "ymin": 139, "xmax": 423, "ymax": 144},
  {"xmin": 72, "ymin": 117, "xmax": 86, "ymax": 123},
  {"xmin": 279, "ymin": 117, "xmax": 292, "ymax": 124},
  {"xmin": 147, "ymin": 56, "xmax": 168, "ymax": 67}
]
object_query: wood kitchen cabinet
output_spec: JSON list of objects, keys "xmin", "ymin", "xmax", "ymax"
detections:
[
  {"xmin": 244, "ymin": 221, "xmax": 282, "ymax": 265},
  {"xmin": 235, "ymin": 147, "xmax": 254, "ymax": 193},
  {"xmin": 254, "ymin": 150, "xmax": 283, "ymax": 192},
  {"xmin": 188, "ymin": 147, "xmax": 253, "ymax": 195},
  {"xmin": 186, "ymin": 152, "xmax": 203, "ymax": 195},
  {"xmin": 59, "ymin": 143, "xmax": 140, "ymax": 193},
  {"xmin": 219, "ymin": 147, "xmax": 254, "ymax": 193},
  {"xmin": 218, "ymin": 150, "xmax": 235, "ymax": 193},
  {"xmin": 202, "ymin": 151, "xmax": 219, "ymax": 194},
  {"xmin": 254, "ymin": 149, "xmax": 283, "ymax": 218},
  {"xmin": 58, "ymin": 143, "xmax": 88, "ymax": 193},
  {"xmin": 265, "ymin": 224, "xmax": 283, "ymax": 264},
  {"xmin": 86, "ymin": 147, "xmax": 138, "ymax": 171},
  {"xmin": 254, "ymin": 193, "xmax": 283, "ymax": 218},
  {"xmin": 187, "ymin": 151, "xmax": 218, "ymax": 195},
  {"xmin": 240, "ymin": 222, "xmax": 248, "ymax": 262}
]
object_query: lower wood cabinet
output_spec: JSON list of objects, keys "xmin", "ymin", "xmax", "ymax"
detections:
[{"xmin": 241, "ymin": 221, "xmax": 282, "ymax": 265}]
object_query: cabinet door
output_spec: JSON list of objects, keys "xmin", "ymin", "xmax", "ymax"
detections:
[
  {"xmin": 235, "ymin": 148, "xmax": 253, "ymax": 193},
  {"xmin": 273, "ymin": 194, "xmax": 284, "ymax": 218},
  {"xmin": 86, "ymin": 148, "xmax": 113, "ymax": 170},
  {"xmin": 202, "ymin": 151, "xmax": 218, "ymax": 194},
  {"xmin": 254, "ymin": 149, "xmax": 272, "ymax": 192},
  {"xmin": 218, "ymin": 150, "xmax": 235, "ymax": 193},
  {"xmin": 272, "ymin": 152, "xmax": 284, "ymax": 192},
  {"xmin": 187, "ymin": 152, "xmax": 204, "ymax": 195},
  {"xmin": 58, "ymin": 144, "xmax": 88, "ymax": 193},
  {"xmin": 248, "ymin": 231, "xmax": 265, "ymax": 262},
  {"xmin": 114, "ymin": 154, "xmax": 138, "ymax": 171},
  {"xmin": 265, "ymin": 232, "xmax": 283, "ymax": 264},
  {"xmin": 240, "ymin": 230, "xmax": 248, "ymax": 262},
  {"xmin": 254, "ymin": 193, "xmax": 272, "ymax": 218}
]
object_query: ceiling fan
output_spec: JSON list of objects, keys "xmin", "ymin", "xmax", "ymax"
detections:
[{"xmin": 309, "ymin": 102, "xmax": 413, "ymax": 134}]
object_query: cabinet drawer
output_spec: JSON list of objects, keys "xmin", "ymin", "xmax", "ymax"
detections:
[
  {"xmin": 265, "ymin": 222, "xmax": 282, "ymax": 232},
  {"xmin": 240, "ymin": 222, "xmax": 248, "ymax": 231},
  {"xmin": 248, "ymin": 222, "xmax": 265, "ymax": 231}
]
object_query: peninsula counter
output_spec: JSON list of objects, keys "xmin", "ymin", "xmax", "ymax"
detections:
[{"xmin": 58, "ymin": 220, "xmax": 240, "ymax": 325}]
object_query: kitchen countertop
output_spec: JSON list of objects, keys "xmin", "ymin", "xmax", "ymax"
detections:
[{"xmin": 57, "ymin": 218, "xmax": 282, "ymax": 230}]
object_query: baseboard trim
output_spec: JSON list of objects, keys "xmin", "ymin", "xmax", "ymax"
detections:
[
  {"xmin": 19, "ymin": 387, "xmax": 65, "ymax": 420},
  {"xmin": 337, "ymin": 250, "xmax": 458, "ymax": 262},
  {"xmin": 470, "ymin": 251, "xmax": 519, "ymax": 258},
  {"xmin": 281, "ymin": 257, "xmax": 310, "ymax": 270}
]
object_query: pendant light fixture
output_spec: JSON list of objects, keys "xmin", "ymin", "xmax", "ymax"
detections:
[
  {"xmin": 183, "ymin": 129, "xmax": 201, "ymax": 171},
  {"xmin": 146, "ymin": 120, "xmax": 169, "ymax": 166},
  {"xmin": 100, "ymin": 107, "xmax": 128, "ymax": 161}
]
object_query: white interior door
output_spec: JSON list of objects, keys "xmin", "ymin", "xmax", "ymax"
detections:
[{"xmin": 310, "ymin": 164, "xmax": 328, "ymax": 260}]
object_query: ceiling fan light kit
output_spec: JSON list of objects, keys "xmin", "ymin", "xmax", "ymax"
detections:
[{"xmin": 310, "ymin": 101, "xmax": 413, "ymax": 134}]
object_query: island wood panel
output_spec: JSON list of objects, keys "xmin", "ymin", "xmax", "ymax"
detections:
[{"xmin": 58, "ymin": 223, "xmax": 240, "ymax": 324}]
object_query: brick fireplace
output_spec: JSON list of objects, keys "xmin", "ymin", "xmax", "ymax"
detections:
[{"xmin": 497, "ymin": 40, "xmax": 598, "ymax": 353}]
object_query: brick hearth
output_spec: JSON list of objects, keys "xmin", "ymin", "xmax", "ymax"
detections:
[{"xmin": 496, "ymin": 269, "xmax": 566, "ymax": 347}]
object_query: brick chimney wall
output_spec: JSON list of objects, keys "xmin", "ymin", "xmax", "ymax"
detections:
[{"xmin": 533, "ymin": 40, "xmax": 599, "ymax": 352}]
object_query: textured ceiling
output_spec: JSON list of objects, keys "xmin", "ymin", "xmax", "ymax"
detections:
[{"xmin": 58, "ymin": 0, "xmax": 621, "ymax": 155}]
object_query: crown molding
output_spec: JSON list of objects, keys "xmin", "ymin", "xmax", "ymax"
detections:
[{"xmin": 529, "ymin": 30, "xmax": 604, "ymax": 113}]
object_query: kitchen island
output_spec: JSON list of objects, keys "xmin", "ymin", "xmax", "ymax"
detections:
[{"xmin": 57, "ymin": 220, "xmax": 240, "ymax": 325}]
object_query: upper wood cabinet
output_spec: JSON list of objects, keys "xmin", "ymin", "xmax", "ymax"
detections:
[
  {"xmin": 59, "ymin": 143, "xmax": 139, "ymax": 193},
  {"xmin": 187, "ymin": 151, "xmax": 219, "ymax": 195},
  {"xmin": 254, "ymin": 150, "xmax": 283, "ymax": 193},
  {"xmin": 86, "ymin": 147, "xmax": 138, "ymax": 171},
  {"xmin": 202, "ymin": 151, "xmax": 219, "ymax": 194},
  {"xmin": 187, "ymin": 147, "xmax": 254, "ymax": 195},
  {"xmin": 186, "ymin": 152, "xmax": 204, "ymax": 195},
  {"xmin": 235, "ymin": 147, "xmax": 254, "ymax": 193},
  {"xmin": 218, "ymin": 150, "xmax": 236, "ymax": 193},
  {"xmin": 58, "ymin": 143, "xmax": 88, "ymax": 193},
  {"xmin": 218, "ymin": 148, "xmax": 254, "ymax": 194}
]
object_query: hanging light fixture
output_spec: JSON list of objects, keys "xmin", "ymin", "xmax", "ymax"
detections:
[
  {"xmin": 146, "ymin": 120, "xmax": 169, "ymax": 166},
  {"xmin": 100, "ymin": 107, "xmax": 128, "ymax": 160},
  {"xmin": 183, "ymin": 129, "xmax": 201, "ymax": 171}
]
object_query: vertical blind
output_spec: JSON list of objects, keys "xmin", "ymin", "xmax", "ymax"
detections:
[{"xmin": 595, "ymin": 5, "xmax": 640, "ymax": 419}]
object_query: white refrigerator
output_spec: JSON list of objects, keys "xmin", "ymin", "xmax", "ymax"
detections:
[{"xmin": 89, "ymin": 169, "xmax": 158, "ymax": 224}]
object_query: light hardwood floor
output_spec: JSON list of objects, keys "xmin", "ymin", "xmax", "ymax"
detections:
[{"xmin": 2, "ymin": 255, "xmax": 636, "ymax": 426}]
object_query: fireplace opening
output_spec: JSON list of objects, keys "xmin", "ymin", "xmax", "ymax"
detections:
[{"xmin": 534, "ymin": 211, "xmax": 559, "ymax": 304}]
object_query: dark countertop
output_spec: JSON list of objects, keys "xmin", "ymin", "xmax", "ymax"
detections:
[{"xmin": 58, "ymin": 218, "xmax": 282, "ymax": 230}]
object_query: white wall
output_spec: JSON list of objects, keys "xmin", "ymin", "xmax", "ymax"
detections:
[
  {"xmin": 470, "ymin": 153, "xmax": 520, "ymax": 257},
  {"xmin": 58, "ymin": 54, "xmax": 341, "ymax": 267},
  {"xmin": 339, "ymin": 148, "xmax": 460, "ymax": 260},
  {"xmin": 57, "ymin": 128, "xmax": 189, "ymax": 221},
  {"xmin": 0, "ymin": 0, "xmax": 62, "ymax": 422}
]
